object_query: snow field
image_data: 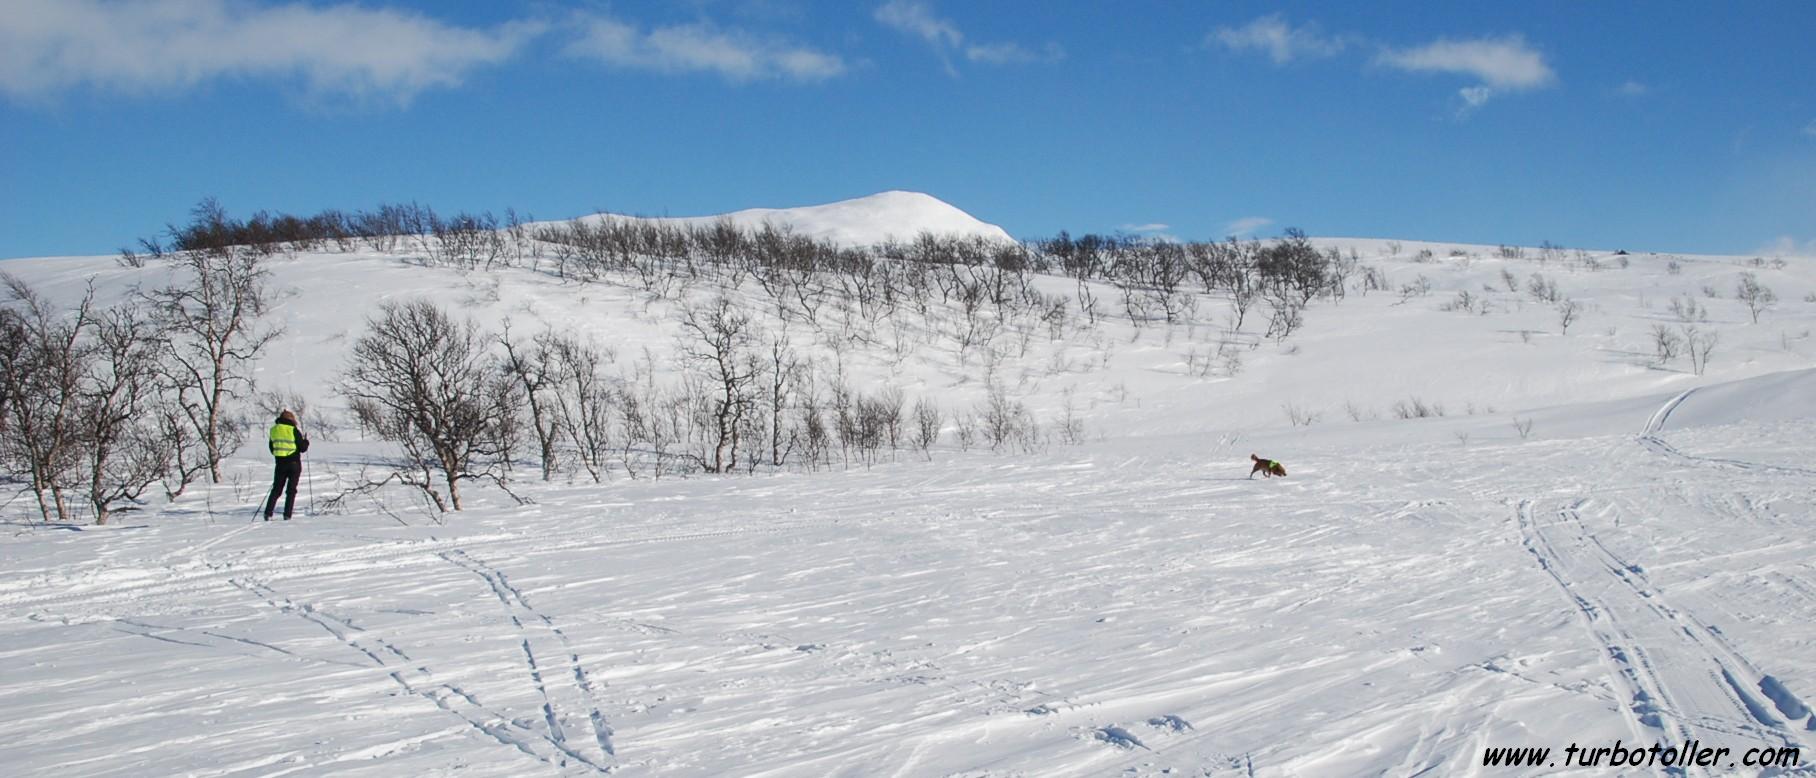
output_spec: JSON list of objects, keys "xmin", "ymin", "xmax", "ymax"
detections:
[{"xmin": 2, "ymin": 195, "xmax": 1814, "ymax": 775}]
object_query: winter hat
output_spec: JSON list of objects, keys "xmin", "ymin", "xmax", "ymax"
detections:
[{"xmin": 279, "ymin": 409, "xmax": 297, "ymax": 423}]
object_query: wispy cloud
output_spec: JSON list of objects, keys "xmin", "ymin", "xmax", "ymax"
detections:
[
  {"xmin": 1121, "ymin": 223, "xmax": 1171, "ymax": 233},
  {"xmin": 966, "ymin": 41, "xmax": 1065, "ymax": 65},
  {"xmin": 1617, "ymin": 80, "xmax": 1649, "ymax": 97},
  {"xmin": 1208, "ymin": 17, "xmax": 1557, "ymax": 114},
  {"xmin": 1803, "ymin": 119, "xmax": 1816, "ymax": 138},
  {"xmin": 565, "ymin": 13, "xmax": 845, "ymax": 82},
  {"xmin": 1375, "ymin": 35, "xmax": 1555, "ymax": 111},
  {"xmin": 875, "ymin": 0, "xmax": 961, "ymax": 49},
  {"xmin": 1208, "ymin": 15, "xmax": 1346, "ymax": 64},
  {"xmin": 1225, "ymin": 217, "xmax": 1273, "ymax": 237},
  {"xmin": 875, "ymin": 0, "xmax": 1061, "ymax": 73},
  {"xmin": 0, "ymin": 0, "xmax": 542, "ymax": 104}
]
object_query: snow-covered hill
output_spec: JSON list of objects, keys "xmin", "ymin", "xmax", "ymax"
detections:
[
  {"xmin": 561, "ymin": 190, "xmax": 1015, "ymax": 247},
  {"xmin": 1, "ymin": 204, "xmax": 1814, "ymax": 776}
]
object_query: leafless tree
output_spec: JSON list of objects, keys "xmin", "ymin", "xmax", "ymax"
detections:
[
  {"xmin": 765, "ymin": 335, "xmax": 803, "ymax": 467},
  {"xmin": 980, "ymin": 386, "xmax": 1032, "ymax": 451},
  {"xmin": 797, "ymin": 392, "xmax": 831, "ymax": 471},
  {"xmin": 1682, "ymin": 325, "xmax": 1719, "ymax": 375},
  {"xmin": 1054, "ymin": 388, "xmax": 1086, "ymax": 445},
  {"xmin": 0, "ymin": 276, "xmax": 93, "ymax": 522},
  {"xmin": 911, "ymin": 396, "xmax": 942, "ymax": 458},
  {"xmin": 145, "ymin": 245, "xmax": 281, "ymax": 484},
  {"xmin": 1263, "ymin": 289, "xmax": 1305, "ymax": 342},
  {"xmin": 76, "ymin": 303, "xmax": 168, "ymax": 523},
  {"xmin": 1736, "ymin": 272, "xmax": 1776, "ymax": 323},
  {"xmin": 341, "ymin": 300, "xmax": 518, "ymax": 511},
  {"xmin": 1556, "ymin": 299, "xmax": 1583, "ymax": 334},
  {"xmin": 549, "ymin": 334, "xmax": 618, "ymax": 482},
  {"xmin": 1650, "ymin": 324, "xmax": 1682, "ymax": 366},
  {"xmin": 498, "ymin": 323, "xmax": 564, "ymax": 481},
  {"xmin": 1526, "ymin": 273, "xmax": 1560, "ymax": 303},
  {"xmin": 1, "ymin": 278, "xmax": 171, "ymax": 523},
  {"xmin": 678, "ymin": 296, "xmax": 761, "ymax": 473}
]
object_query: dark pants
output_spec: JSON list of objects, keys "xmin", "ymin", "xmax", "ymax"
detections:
[{"xmin": 265, "ymin": 457, "xmax": 302, "ymax": 519}]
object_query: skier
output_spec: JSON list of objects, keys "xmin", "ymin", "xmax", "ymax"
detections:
[
  {"xmin": 264, "ymin": 409, "xmax": 309, "ymax": 520},
  {"xmin": 1249, "ymin": 453, "xmax": 1286, "ymax": 479}
]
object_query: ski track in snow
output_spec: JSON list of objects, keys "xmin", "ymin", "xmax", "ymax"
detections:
[
  {"xmin": 439, "ymin": 548, "xmax": 618, "ymax": 764},
  {"xmin": 3, "ymin": 393, "xmax": 1815, "ymax": 775}
]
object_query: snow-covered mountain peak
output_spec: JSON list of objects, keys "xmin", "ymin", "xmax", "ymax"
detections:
[{"xmin": 577, "ymin": 190, "xmax": 1014, "ymax": 247}]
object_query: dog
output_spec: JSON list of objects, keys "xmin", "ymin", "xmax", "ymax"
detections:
[{"xmin": 1249, "ymin": 454, "xmax": 1286, "ymax": 479}]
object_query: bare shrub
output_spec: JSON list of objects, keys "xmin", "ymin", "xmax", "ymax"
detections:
[
  {"xmin": 911, "ymin": 397, "xmax": 942, "ymax": 458},
  {"xmin": 1668, "ymin": 295, "xmax": 1706, "ymax": 323},
  {"xmin": 1526, "ymin": 273, "xmax": 1559, "ymax": 303},
  {"xmin": 1054, "ymin": 388, "xmax": 1086, "ymax": 445},
  {"xmin": 1282, "ymin": 402, "xmax": 1320, "ymax": 427},
  {"xmin": 1391, "ymin": 397, "xmax": 1446, "ymax": 419},
  {"xmin": 1650, "ymin": 324, "xmax": 1682, "ymax": 365}
]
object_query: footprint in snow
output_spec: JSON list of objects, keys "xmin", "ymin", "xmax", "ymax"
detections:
[
  {"xmin": 1093, "ymin": 726, "xmax": 1150, "ymax": 750},
  {"xmin": 1147, "ymin": 715, "xmax": 1194, "ymax": 732}
]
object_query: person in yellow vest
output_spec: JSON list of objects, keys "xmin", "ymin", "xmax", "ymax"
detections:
[{"xmin": 264, "ymin": 409, "xmax": 309, "ymax": 520}]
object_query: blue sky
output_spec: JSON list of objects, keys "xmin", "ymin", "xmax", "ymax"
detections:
[{"xmin": 2, "ymin": 1, "xmax": 1813, "ymax": 259}]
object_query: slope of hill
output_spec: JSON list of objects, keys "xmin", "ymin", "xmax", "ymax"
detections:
[{"xmin": 0, "ymin": 202, "xmax": 1813, "ymax": 776}]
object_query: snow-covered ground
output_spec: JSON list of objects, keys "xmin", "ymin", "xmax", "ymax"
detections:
[{"xmin": 2, "ymin": 194, "xmax": 1814, "ymax": 776}]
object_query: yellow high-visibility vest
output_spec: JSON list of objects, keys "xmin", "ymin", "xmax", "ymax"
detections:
[{"xmin": 270, "ymin": 423, "xmax": 297, "ymax": 457}]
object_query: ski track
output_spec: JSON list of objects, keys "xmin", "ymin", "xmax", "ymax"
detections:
[
  {"xmin": 1507, "ymin": 392, "xmax": 1816, "ymax": 775},
  {"xmin": 0, "ymin": 518, "xmax": 850, "ymax": 613},
  {"xmin": 440, "ymin": 548, "xmax": 618, "ymax": 765},
  {"xmin": 226, "ymin": 574, "xmax": 612, "ymax": 775},
  {"xmin": 1640, "ymin": 388, "xmax": 1816, "ymax": 477}
]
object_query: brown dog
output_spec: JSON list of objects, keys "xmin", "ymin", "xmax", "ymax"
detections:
[{"xmin": 1249, "ymin": 454, "xmax": 1286, "ymax": 479}]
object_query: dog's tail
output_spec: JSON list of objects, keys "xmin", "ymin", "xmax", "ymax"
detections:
[{"xmin": 1250, "ymin": 453, "xmax": 1260, "ymax": 462}]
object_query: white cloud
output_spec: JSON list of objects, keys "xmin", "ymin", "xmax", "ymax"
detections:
[
  {"xmin": 1617, "ymin": 80, "xmax": 1649, "ymax": 97},
  {"xmin": 1225, "ymin": 217, "xmax": 1273, "ymax": 237},
  {"xmin": 874, "ymin": 0, "xmax": 961, "ymax": 49},
  {"xmin": 0, "ymin": 0, "xmax": 542, "ymax": 103},
  {"xmin": 1803, "ymin": 119, "xmax": 1816, "ymax": 138},
  {"xmin": 875, "ymin": 1, "xmax": 1059, "ymax": 72},
  {"xmin": 1209, "ymin": 14, "xmax": 1345, "ymax": 64},
  {"xmin": 965, "ymin": 41, "xmax": 1064, "ymax": 65},
  {"xmin": 1375, "ymin": 35, "xmax": 1554, "ymax": 111},
  {"xmin": 1376, "ymin": 35, "xmax": 1554, "ymax": 89},
  {"xmin": 565, "ymin": 14, "xmax": 845, "ymax": 82}
]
